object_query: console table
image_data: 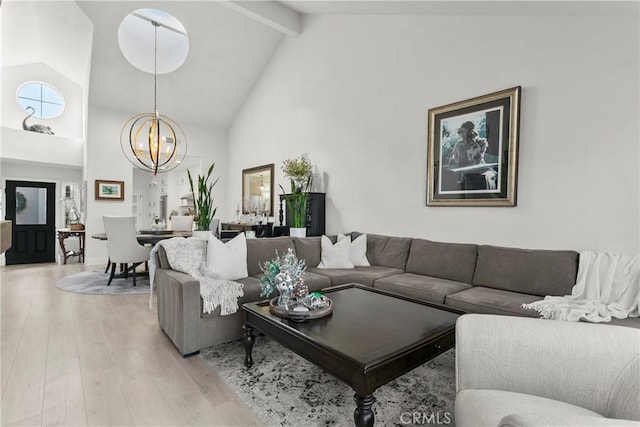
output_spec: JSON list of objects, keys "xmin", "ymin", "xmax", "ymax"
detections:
[
  {"xmin": 57, "ymin": 228, "xmax": 85, "ymax": 264},
  {"xmin": 221, "ymin": 222, "xmax": 273, "ymax": 237}
]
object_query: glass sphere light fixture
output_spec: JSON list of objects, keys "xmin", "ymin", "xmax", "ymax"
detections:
[{"xmin": 119, "ymin": 10, "xmax": 188, "ymax": 175}]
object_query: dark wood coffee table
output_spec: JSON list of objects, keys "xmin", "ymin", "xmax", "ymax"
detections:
[{"xmin": 242, "ymin": 283, "xmax": 461, "ymax": 427}]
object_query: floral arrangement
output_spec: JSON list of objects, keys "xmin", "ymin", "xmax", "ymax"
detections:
[
  {"xmin": 259, "ymin": 248, "xmax": 308, "ymax": 306},
  {"xmin": 281, "ymin": 155, "xmax": 313, "ymax": 184}
]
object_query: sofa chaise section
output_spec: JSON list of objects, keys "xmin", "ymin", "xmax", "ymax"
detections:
[{"xmin": 155, "ymin": 236, "xmax": 332, "ymax": 356}]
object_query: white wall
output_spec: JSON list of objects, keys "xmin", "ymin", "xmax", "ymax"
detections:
[
  {"xmin": 228, "ymin": 12, "xmax": 639, "ymax": 253},
  {"xmin": 0, "ymin": 0, "xmax": 93, "ymax": 139}
]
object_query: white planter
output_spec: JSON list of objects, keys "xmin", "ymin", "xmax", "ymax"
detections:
[
  {"xmin": 289, "ymin": 227, "xmax": 307, "ymax": 238},
  {"xmin": 191, "ymin": 230, "xmax": 212, "ymax": 239}
]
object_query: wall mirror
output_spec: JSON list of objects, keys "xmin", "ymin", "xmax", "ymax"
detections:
[{"xmin": 242, "ymin": 164, "xmax": 274, "ymax": 216}]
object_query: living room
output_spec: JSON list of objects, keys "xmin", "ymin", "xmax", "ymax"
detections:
[{"xmin": 1, "ymin": 1, "xmax": 638, "ymax": 426}]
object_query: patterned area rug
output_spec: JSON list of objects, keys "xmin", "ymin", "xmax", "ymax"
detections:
[
  {"xmin": 56, "ymin": 270, "xmax": 150, "ymax": 295},
  {"xmin": 200, "ymin": 335, "xmax": 456, "ymax": 426}
]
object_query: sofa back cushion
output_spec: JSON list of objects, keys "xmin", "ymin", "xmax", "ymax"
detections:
[
  {"xmin": 473, "ymin": 245, "xmax": 579, "ymax": 296},
  {"xmin": 292, "ymin": 236, "xmax": 322, "ymax": 267},
  {"xmin": 366, "ymin": 233, "xmax": 412, "ymax": 270},
  {"xmin": 406, "ymin": 239, "xmax": 477, "ymax": 284},
  {"xmin": 246, "ymin": 237, "xmax": 295, "ymax": 276}
]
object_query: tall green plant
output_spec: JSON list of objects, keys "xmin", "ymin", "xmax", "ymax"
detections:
[
  {"xmin": 280, "ymin": 156, "xmax": 313, "ymax": 229},
  {"xmin": 188, "ymin": 163, "xmax": 219, "ymax": 231},
  {"xmin": 279, "ymin": 176, "xmax": 312, "ymax": 228}
]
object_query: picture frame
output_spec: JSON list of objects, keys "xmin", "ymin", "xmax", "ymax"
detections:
[
  {"xmin": 427, "ymin": 86, "xmax": 521, "ymax": 206},
  {"xmin": 95, "ymin": 180, "xmax": 124, "ymax": 201}
]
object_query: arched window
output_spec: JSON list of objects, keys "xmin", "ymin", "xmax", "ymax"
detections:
[{"xmin": 17, "ymin": 82, "xmax": 65, "ymax": 119}]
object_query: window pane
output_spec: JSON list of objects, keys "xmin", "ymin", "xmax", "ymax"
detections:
[
  {"xmin": 18, "ymin": 98, "xmax": 41, "ymax": 115},
  {"xmin": 42, "ymin": 103, "xmax": 64, "ymax": 118},
  {"xmin": 19, "ymin": 83, "xmax": 41, "ymax": 100},
  {"xmin": 16, "ymin": 187, "xmax": 47, "ymax": 225},
  {"xmin": 41, "ymin": 85, "xmax": 63, "ymax": 105}
]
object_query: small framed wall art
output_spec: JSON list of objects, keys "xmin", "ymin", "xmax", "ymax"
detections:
[
  {"xmin": 427, "ymin": 86, "xmax": 521, "ymax": 206},
  {"xmin": 95, "ymin": 180, "xmax": 124, "ymax": 201}
]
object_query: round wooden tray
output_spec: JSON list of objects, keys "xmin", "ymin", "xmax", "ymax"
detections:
[{"xmin": 269, "ymin": 297, "xmax": 333, "ymax": 322}]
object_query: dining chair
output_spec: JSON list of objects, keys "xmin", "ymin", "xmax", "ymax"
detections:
[{"xmin": 103, "ymin": 216, "xmax": 151, "ymax": 286}]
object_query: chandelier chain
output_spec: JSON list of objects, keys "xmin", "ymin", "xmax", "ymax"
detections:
[{"xmin": 153, "ymin": 21, "xmax": 158, "ymax": 113}]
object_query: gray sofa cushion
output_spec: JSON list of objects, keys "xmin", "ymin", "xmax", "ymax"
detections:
[
  {"xmin": 292, "ymin": 236, "xmax": 322, "ymax": 267},
  {"xmin": 473, "ymin": 245, "xmax": 579, "ymax": 297},
  {"xmin": 445, "ymin": 287, "xmax": 541, "ymax": 317},
  {"xmin": 307, "ymin": 266, "xmax": 402, "ymax": 286},
  {"xmin": 246, "ymin": 236, "xmax": 295, "ymax": 276},
  {"xmin": 374, "ymin": 273, "xmax": 472, "ymax": 304},
  {"xmin": 366, "ymin": 233, "xmax": 412, "ymax": 270},
  {"xmin": 406, "ymin": 239, "xmax": 477, "ymax": 284}
]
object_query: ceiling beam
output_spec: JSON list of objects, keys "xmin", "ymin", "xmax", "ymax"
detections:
[{"xmin": 221, "ymin": 1, "xmax": 301, "ymax": 36}]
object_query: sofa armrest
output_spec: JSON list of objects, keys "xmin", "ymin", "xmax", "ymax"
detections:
[
  {"xmin": 155, "ymin": 268, "xmax": 202, "ymax": 356},
  {"xmin": 499, "ymin": 413, "xmax": 639, "ymax": 427},
  {"xmin": 455, "ymin": 314, "xmax": 640, "ymax": 417}
]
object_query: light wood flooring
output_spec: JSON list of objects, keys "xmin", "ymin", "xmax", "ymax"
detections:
[{"xmin": 1, "ymin": 262, "xmax": 265, "ymax": 426}]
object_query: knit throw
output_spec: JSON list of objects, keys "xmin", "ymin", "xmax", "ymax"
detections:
[
  {"xmin": 149, "ymin": 237, "xmax": 244, "ymax": 315},
  {"xmin": 523, "ymin": 251, "xmax": 639, "ymax": 323}
]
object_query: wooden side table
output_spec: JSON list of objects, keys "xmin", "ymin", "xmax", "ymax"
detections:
[{"xmin": 57, "ymin": 228, "xmax": 86, "ymax": 264}]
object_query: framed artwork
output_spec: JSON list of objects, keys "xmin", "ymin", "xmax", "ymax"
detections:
[
  {"xmin": 427, "ymin": 86, "xmax": 521, "ymax": 206},
  {"xmin": 95, "ymin": 180, "xmax": 124, "ymax": 201}
]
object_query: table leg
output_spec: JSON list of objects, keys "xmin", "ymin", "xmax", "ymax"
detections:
[
  {"xmin": 354, "ymin": 393, "xmax": 376, "ymax": 427},
  {"xmin": 58, "ymin": 233, "xmax": 69, "ymax": 264},
  {"xmin": 242, "ymin": 324, "xmax": 255, "ymax": 368},
  {"xmin": 79, "ymin": 233, "xmax": 85, "ymax": 263}
]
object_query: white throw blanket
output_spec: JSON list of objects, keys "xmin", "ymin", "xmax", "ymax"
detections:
[
  {"xmin": 523, "ymin": 251, "xmax": 640, "ymax": 322},
  {"xmin": 148, "ymin": 237, "xmax": 244, "ymax": 315}
]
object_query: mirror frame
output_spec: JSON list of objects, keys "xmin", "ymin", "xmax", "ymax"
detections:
[{"xmin": 242, "ymin": 163, "xmax": 274, "ymax": 216}]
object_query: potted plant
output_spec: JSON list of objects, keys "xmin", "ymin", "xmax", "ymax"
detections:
[
  {"xmin": 188, "ymin": 163, "xmax": 219, "ymax": 238},
  {"xmin": 280, "ymin": 156, "xmax": 313, "ymax": 237}
]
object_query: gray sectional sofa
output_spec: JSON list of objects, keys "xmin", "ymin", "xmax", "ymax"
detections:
[{"xmin": 154, "ymin": 233, "xmax": 637, "ymax": 357}]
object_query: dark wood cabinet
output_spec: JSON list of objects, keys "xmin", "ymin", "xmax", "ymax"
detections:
[{"xmin": 279, "ymin": 192, "xmax": 325, "ymax": 237}]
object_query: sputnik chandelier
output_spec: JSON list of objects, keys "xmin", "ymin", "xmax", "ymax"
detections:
[{"xmin": 120, "ymin": 14, "xmax": 187, "ymax": 175}]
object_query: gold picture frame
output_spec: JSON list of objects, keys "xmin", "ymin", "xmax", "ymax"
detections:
[
  {"xmin": 427, "ymin": 86, "xmax": 521, "ymax": 206},
  {"xmin": 95, "ymin": 180, "xmax": 124, "ymax": 201}
]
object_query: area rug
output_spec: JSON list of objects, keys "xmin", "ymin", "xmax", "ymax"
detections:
[
  {"xmin": 56, "ymin": 270, "xmax": 150, "ymax": 295},
  {"xmin": 200, "ymin": 335, "xmax": 456, "ymax": 426}
]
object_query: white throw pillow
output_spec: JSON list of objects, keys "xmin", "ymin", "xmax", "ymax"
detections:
[
  {"xmin": 205, "ymin": 232, "xmax": 248, "ymax": 280},
  {"xmin": 317, "ymin": 234, "xmax": 354, "ymax": 269},
  {"xmin": 349, "ymin": 233, "xmax": 370, "ymax": 267}
]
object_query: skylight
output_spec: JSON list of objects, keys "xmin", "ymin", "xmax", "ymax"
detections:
[{"xmin": 118, "ymin": 8, "xmax": 189, "ymax": 75}]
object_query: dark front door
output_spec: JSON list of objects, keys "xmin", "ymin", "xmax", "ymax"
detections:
[{"xmin": 5, "ymin": 180, "xmax": 56, "ymax": 265}]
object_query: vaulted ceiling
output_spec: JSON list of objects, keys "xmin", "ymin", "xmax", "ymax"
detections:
[
  {"xmin": 76, "ymin": 1, "xmax": 291, "ymax": 129},
  {"xmin": 10, "ymin": 0, "xmax": 631, "ymax": 132}
]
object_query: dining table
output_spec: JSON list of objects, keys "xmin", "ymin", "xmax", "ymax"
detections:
[{"xmin": 91, "ymin": 230, "xmax": 193, "ymax": 245}]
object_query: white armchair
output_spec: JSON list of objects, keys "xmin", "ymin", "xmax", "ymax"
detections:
[
  {"xmin": 455, "ymin": 314, "xmax": 639, "ymax": 427},
  {"xmin": 103, "ymin": 216, "xmax": 151, "ymax": 286}
]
